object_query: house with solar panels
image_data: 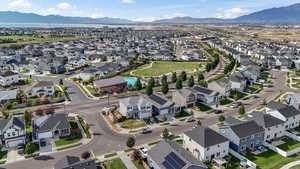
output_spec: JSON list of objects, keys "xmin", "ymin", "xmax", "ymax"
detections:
[
  {"xmin": 147, "ymin": 140, "xmax": 207, "ymax": 169},
  {"xmin": 182, "ymin": 126, "xmax": 229, "ymax": 161},
  {"xmin": 191, "ymin": 86, "xmax": 219, "ymax": 106},
  {"xmin": 146, "ymin": 94, "xmax": 181, "ymax": 121}
]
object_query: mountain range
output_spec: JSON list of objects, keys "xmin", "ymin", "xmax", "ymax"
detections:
[{"xmin": 0, "ymin": 3, "xmax": 300, "ymax": 25}]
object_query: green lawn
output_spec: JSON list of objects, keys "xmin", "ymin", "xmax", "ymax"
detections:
[
  {"xmin": 103, "ymin": 158, "xmax": 127, "ymax": 169},
  {"xmin": 104, "ymin": 153, "xmax": 118, "ymax": 158},
  {"xmin": 226, "ymin": 156, "xmax": 240, "ymax": 169},
  {"xmin": 121, "ymin": 119, "xmax": 146, "ymax": 129},
  {"xmin": 132, "ymin": 160, "xmax": 146, "ymax": 169},
  {"xmin": 230, "ymin": 91, "xmax": 248, "ymax": 101},
  {"xmin": 131, "ymin": 61, "xmax": 202, "ymax": 77},
  {"xmin": 55, "ymin": 134, "xmax": 82, "ymax": 147},
  {"xmin": 148, "ymin": 141, "xmax": 160, "ymax": 146},
  {"xmin": 291, "ymin": 165, "xmax": 300, "ymax": 169},
  {"xmin": 245, "ymin": 149, "xmax": 300, "ymax": 169},
  {"xmin": 246, "ymin": 85, "xmax": 260, "ymax": 93},
  {"xmin": 277, "ymin": 137, "xmax": 300, "ymax": 151},
  {"xmin": 292, "ymin": 84, "xmax": 300, "ymax": 89},
  {"xmin": 196, "ymin": 102, "xmax": 212, "ymax": 112},
  {"xmin": 0, "ymin": 35, "xmax": 41, "ymax": 41},
  {"xmin": 174, "ymin": 112, "xmax": 191, "ymax": 119},
  {"xmin": 220, "ymin": 98, "xmax": 233, "ymax": 105},
  {"xmin": 0, "ymin": 151, "xmax": 7, "ymax": 159}
]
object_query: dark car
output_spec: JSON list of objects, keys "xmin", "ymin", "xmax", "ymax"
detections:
[{"xmin": 214, "ymin": 110, "xmax": 224, "ymax": 114}]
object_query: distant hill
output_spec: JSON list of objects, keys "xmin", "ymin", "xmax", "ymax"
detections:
[
  {"xmin": 0, "ymin": 11, "xmax": 134, "ymax": 24},
  {"xmin": 1, "ymin": 3, "xmax": 300, "ymax": 25}
]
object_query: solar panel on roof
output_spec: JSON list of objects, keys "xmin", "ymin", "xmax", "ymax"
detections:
[
  {"xmin": 170, "ymin": 152, "xmax": 186, "ymax": 167},
  {"xmin": 163, "ymin": 161, "xmax": 175, "ymax": 169},
  {"xmin": 149, "ymin": 95, "xmax": 167, "ymax": 105},
  {"xmin": 163, "ymin": 152, "xmax": 186, "ymax": 169}
]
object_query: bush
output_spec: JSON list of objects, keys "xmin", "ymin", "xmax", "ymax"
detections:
[
  {"xmin": 24, "ymin": 142, "xmax": 38, "ymax": 155},
  {"xmin": 127, "ymin": 137, "xmax": 135, "ymax": 148},
  {"xmin": 81, "ymin": 151, "xmax": 91, "ymax": 159}
]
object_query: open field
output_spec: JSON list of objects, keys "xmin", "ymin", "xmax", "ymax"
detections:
[
  {"xmin": 0, "ymin": 35, "xmax": 42, "ymax": 41},
  {"xmin": 130, "ymin": 61, "xmax": 203, "ymax": 77}
]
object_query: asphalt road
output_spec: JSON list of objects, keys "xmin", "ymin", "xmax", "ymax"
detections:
[{"xmin": 2, "ymin": 70, "xmax": 293, "ymax": 169}]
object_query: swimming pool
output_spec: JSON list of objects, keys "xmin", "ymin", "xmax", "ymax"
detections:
[{"xmin": 124, "ymin": 77, "xmax": 144, "ymax": 87}]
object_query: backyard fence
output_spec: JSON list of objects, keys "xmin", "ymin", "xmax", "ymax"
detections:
[{"xmin": 229, "ymin": 149, "xmax": 256, "ymax": 169}]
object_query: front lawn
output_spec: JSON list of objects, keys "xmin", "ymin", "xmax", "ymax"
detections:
[
  {"xmin": 246, "ymin": 85, "xmax": 260, "ymax": 93},
  {"xmin": 291, "ymin": 165, "xmax": 300, "ymax": 169},
  {"xmin": 55, "ymin": 134, "xmax": 82, "ymax": 147},
  {"xmin": 131, "ymin": 61, "xmax": 201, "ymax": 77},
  {"xmin": 220, "ymin": 98, "xmax": 233, "ymax": 105},
  {"xmin": 245, "ymin": 149, "xmax": 300, "ymax": 169},
  {"xmin": 103, "ymin": 158, "xmax": 127, "ymax": 169},
  {"xmin": 196, "ymin": 102, "xmax": 212, "ymax": 112},
  {"xmin": 0, "ymin": 151, "xmax": 7, "ymax": 159},
  {"xmin": 132, "ymin": 160, "xmax": 146, "ymax": 169},
  {"xmin": 174, "ymin": 112, "xmax": 191, "ymax": 119},
  {"xmin": 277, "ymin": 137, "xmax": 300, "ymax": 151},
  {"xmin": 121, "ymin": 119, "xmax": 146, "ymax": 129},
  {"xmin": 230, "ymin": 91, "xmax": 248, "ymax": 101}
]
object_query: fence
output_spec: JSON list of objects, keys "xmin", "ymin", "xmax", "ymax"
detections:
[
  {"xmin": 285, "ymin": 131, "xmax": 300, "ymax": 142},
  {"xmin": 229, "ymin": 149, "xmax": 256, "ymax": 169}
]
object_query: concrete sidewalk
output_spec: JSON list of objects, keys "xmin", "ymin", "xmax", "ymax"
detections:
[{"xmin": 119, "ymin": 152, "xmax": 138, "ymax": 169}]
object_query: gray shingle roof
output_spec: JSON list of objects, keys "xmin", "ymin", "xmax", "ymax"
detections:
[
  {"xmin": 267, "ymin": 101, "xmax": 287, "ymax": 110},
  {"xmin": 192, "ymin": 86, "xmax": 214, "ymax": 95},
  {"xmin": 267, "ymin": 101, "xmax": 300, "ymax": 118},
  {"xmin": 184, "ymin": 126, "xmax": 228, "ymax": 148},
  {"xmin": 54, "ymin": 156, "xmax": 97, "ymax": 169},
  {"xmin": 94, "ymin": 76, "xmax": 126, "ymax": 88},
  {"xmin": 0, "ymin": 116, "xmax": 24, "ymax": 132},
  {"xmin": 35, "ymin": 114, "xmax": 70, "ymax": 133},
  {"xmin": 148, "ymin": 140, "xmax": 207, "ymax": 169},
  {"xmin": 230, "ymin": 121, "xmax": 264, "ymax": 138},
  {"xmin": 251, "ymin": 111, "xmax": 284, "ymax": 128}
]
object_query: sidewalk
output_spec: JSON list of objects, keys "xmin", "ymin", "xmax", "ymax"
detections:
[{"xmin": 119, "ymin": 152, "xmax": 138, "ymax": 169}]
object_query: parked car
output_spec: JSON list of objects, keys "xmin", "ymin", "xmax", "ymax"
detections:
[
  {"xmin": 185, "ymin": 117, "xmax": 195, "ymax": 122},
  {"xmin": 139, "ymin": 147, "xmax": 148, "ymax": 158},
  {"xmin": 231, "ymin": 102, "xmax": 242, "ymax": 108},
  {"xmin": 214, "ymin": 110, "xmax": 224, "ymax": 114},
  {"xmin": 140, "ymin": 128, "xmax": 152, "ymax": 134}
]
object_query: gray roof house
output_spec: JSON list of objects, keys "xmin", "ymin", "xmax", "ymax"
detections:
[
  {"xmin": 172, "ymin": 88, "xmax": 197, "ymax": 108},
  {"xmin": 0, "ymin": 89, "xmax": 18, "ymax": 104},
  {"xmin": 229, "ymin": 72, "xmax": 247, "ymax": 92},
  {"xmin": 183, "ymin": 126, "xmax": 229, "ymax": 161},
  {"xmin": 93, "ymin": 76, "xmax": 127, "ymax": 93},
  {"xmin": 208, "ymin": 78, "xmax": 231, "ymax": 97},
  {"xmin": 219, "ymin": 120, "xmax": 264, "ymax": 153},
  {"xmin": 286, "ymin": 93, "xmax": 300, "ymax": 110},
  {"xmin": 33, "ymin": 113, "xmax": 71, "ymax": 143},
  {"xmin": 54, "ymin": 156, "xmax": 97, "ymax": 169},
  {"xmin": 0, "ymin": 116, "xmax": 26, "ymax": 148},
  {"xmin": 191, "ymin": 86, "xmax": 219, "ymax": 106},
  {"xmin": 147, "ymin": 140, "xmax": 207, "ymax": 169}
]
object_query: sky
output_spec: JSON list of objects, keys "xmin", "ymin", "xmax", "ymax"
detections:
[{"xmin": 0, "ymin": 0, "xmax": 300, "ymax": 21}]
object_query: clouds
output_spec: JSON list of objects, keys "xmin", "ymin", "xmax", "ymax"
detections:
[
  {"xmin": 216, "ymin": 8, "xmax": 250, "ymax": 19},
  {"xmin": 120, "ymin": 0, "xmax": 135, "ymax": 4},
  {"xmin": 9, "ymin": 0, "xmax": 31, "ymax": 7},
  {"xmin": 57, "ymin": 2, "xmax": 72, "ymax": 9},
  {"xmin": 133, "ymin": 12, "xmax": 187, "ymax": 22}
]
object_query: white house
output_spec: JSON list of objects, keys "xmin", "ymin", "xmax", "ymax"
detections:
[
  {"xmin": 183, "ymin": 126, "xmax": 229, "ymax": 161},
  {"xmin": 266, "ymin": 101, "xmax": 300, "ymax": 129},
  {"xmin": 0, "ymin": 71, "xmax": 20, "ymax": 87},
  {"xmin": 119, "ymin": 96, "xmax": 153, "ymax": 120},
  {"xmin": 25, "ymin": 81, "xmax": 55, "ymax": 98},
  {"xmin": 251, "ymin": 111, "xmax": 285, "ymax": 141},
  {"xmin": 286, "ymin": 93, "xmax": 300, "ymax": 110},
  {"xmin": 0, "ymin": 117, "xmax": 26, "ymax": 148}
]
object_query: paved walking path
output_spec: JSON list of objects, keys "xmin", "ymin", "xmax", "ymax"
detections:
[
  {"xmin": 119, "ymin": 152, "xmax": 138, "ymax": 169},
  {"xmin": 280, "ymin": 160, "xmax": 300, "ymax": 169}
]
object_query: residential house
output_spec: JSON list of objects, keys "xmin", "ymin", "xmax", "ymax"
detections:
[
  {"xmin": 0, "ymin": 71, "xmax": 20, "ymax": 86},
  {"xmin": 172, "ymin": 88, "xmax": 197, "ymax": 108},
  {"xmin": 119, "ymin": 96, "xmax": 153, "ymax": 120},
  {"xmin": 241, "ymin": 65, "xmax": 261, "ymax": 84},
  {"xmin": 286, "ymin": 93, "xmax": 300, "ymax": 109},
  {"xmin": 251, "ymin": 111, "xmax": 285, "ymax": 141},
  {"xmin": 25, "ymin": 81, "xmax": 55, "ymax": 98},
  {"xmin": 54, "ymin": 156, "xmax": 97, "ymax": 169},
  {"xmin": 208, "ymin": 78, "xmax": 231, "ymax": 97},
  {"xmin": 94, "ymin": 76, "xmax": 127, "ymax": 93},
  {"xmin": 147, "ymin": 140, "xmax": 207, "ymax": 169},
  {"xmin": 0, "ymin": 89, "xmax": 18, "ymax": 104},
  {"xmin": 192, "ymin": 85, "xmax": 219, "ymax": 106},
  {"xmin": 266, "ymin": 101, "xmax": 300, "ymax": 129},
  {"xmin": 183, "ymin": 126, "xmax": 229, "ymax": 161},
  {"xmin": 0, "ymin": 117, "xmax": 26, "ymax": 148},
  {"xmin": 33, "ymin": 113, "xmax": 71, "ymax": 144},
  {"xmin": 219, "ymin": 120, "xmax": 264, "ymax": 153},
  {"xmin": 147, "ymin": 94, "xmax": 181, "ymax": 121},
  {"xmin": 229, "ymin": 72, "xmax": 247, "ymax": 92}
]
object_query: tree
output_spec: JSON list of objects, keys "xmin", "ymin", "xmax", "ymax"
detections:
[
  {"xmin": 198, "ymin": 72, "xmax": 204, "ymax": 81},
  {"xmin": 24, "ymin": 142, "xmax": 37, "ymax": 154},
  {"xmin": 161, "ymin": 75, "xmax": 167, "ymax": 84},
  {"xmin": 24, "ymin": 111, "xmax": 32, "ymax": 126},
  {"xmin": 81, "ymin": 151, "xmax": 91, "ymax": 159},
  {"xmin": 16, "ymin": 90, "xmax": 26, "ymax": 104},
  {"xmin": 198, "ymin": 80, "xmax": 208, "ymax": 88},
  {"xmin": 148, "ymin": 78, "xmax": 155, "ymax": 88},
  {"xmin": 219, "ymin": 115, "xmax": 225, "ymax": 122},
  {"xmin": 171, "ymin": 72, "xmax": 177, "ymax": 83},
  {"xmin": 161, "ymin": 82, "xmax": 169, "ymax": 94},
  {"xmin": 134, "ymin": 78, "xmax": 142, "ymax": 90},
  {"xmin": 59, "ymin": 79, "xmax": 64, "ymax": 86},
  {"xmin": 1, "ymin": 109, "xmax": 9, "ymax": 119},
  {"xmin": 162, "ymin": 128, "xmax": 170, "ymax": 139},
  {"xmin": 197, "ymin": 120, "xmax": 202, "ymax": 126},
  {"xmin": 127, "ymin": 136, "xmax": 135, "ymax": 148},
  {"xmin": 262, "ymin": 99, "xmax": 267, "ymax": 105},
  {"xmin": 146, "ymin": 84, "xmax": 153, "ymax": 96},
  {"xmin": 238, "ymin": 105, "xmax": 246, "ymax": 115},
  {"xmin": 176, "ymin": 79, "xmax": 183, "ymax": 89},
  {"xmin": 180, "ymin": 71, "xmax": 187, "ymax": 81},
  {"xmin": 206, "ymin": 64, "xmax": 212, "ymax": 72},
  {"xmin": 188, "ymin": 76, "xmax": 195, "ymax": 87}
]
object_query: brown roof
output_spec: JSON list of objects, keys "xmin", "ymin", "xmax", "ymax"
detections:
[{"xmin": 94, "ymin": 76, "xmax": 126, "ymax": 88}]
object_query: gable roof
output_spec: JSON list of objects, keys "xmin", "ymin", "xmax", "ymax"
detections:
[
  {"xmin": 0, "ymin": 116, "xmax": 25, "ymax": 132},
  {"xmin": 267, "ymin": 101, "xmax": 287, "ymax": 110},
  {"xmin": 230, "ymin": 120, "xmax": 264, "ymax": 138},
  {"xmin": 147, "ymin": 94, "xmax": 175, "ymax": 108},
  {"xmin": 0, "ymin": 71, "xmax": 18, "ymax": 77},
  {"xmin": 119, "ymin": 95, "xmax": 150, "ymax": 107},
  {"xmin": 148, "ymin": 140, "xmax": 207, "ymax": 169},
  {"xmin": 192, "ymin": 85, "xmax": 218, "ymax": 96},
  {"xmin": 94, "ymin": 76, "xmax": 126, "ymax": 88},
  {"xmin": 267, "ymin": 101, "xmax": 300, "ymax": 118},
  {"xmin": 35, "ymin": 114, "xmax": 70, "ymax": 133},
  {"xmin": 54, "ymin": 156, "xmax": 97, "ymax": 169},
  {"xmin": 251, "ymin": 111, "xmax": 284, "ymax": 128},
  {"xmin": 184, "ymin": 126, "xmax": 228, "ymax": 148}
]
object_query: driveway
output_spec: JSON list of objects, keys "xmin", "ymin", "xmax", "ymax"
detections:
[{"xmin": 6, "ymin": 148, "xmax": 24, "ymax": 164}]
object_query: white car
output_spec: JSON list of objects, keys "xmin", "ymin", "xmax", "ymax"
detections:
[{"xmin": 139, "ymin": 147, "xmax": 148, "ymax": 158}]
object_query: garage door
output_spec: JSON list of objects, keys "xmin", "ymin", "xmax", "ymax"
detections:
[{"xmin": 7, "ymin": 139, "xmax": 24, "ymax": 148}]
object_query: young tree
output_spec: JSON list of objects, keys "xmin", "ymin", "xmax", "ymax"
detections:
[
  {"xmin": 197, "ymin": 120, "xmax": 202, "ymax": 126},
  {"xmin": 161, "ymin": 82, "xmax": 169, "ymax": 94},
  {"xmin": 134, "ymin": 78, "xmax": 142, "ymax": 90},
  {"xmin": 198, "ymin": 72, "xmax": 205, "ymax": 81},
  {"xmin": 180, "ymin": 71, "xmax": 187, "ymax": 81},
  {"xmin": 239, "ymin": 105, "xmax": 246, "ymax": 115},
  {"xmin": 219, "ymin": 115, "xmax": 225, "ymax": 122},
  {"xmin": 161, "ymin": 75, "xmax": 167, "ymax": 84},
  {"xmin": 171, "ymin": 72, "xmax": 177, "ymax": 83},
  {"xmin": 146, "ymin": 84, "xmax": 153, "ymax": 96},
  {"xmin": 198, "ymin": 80, "xmax": 208, "ymax": 88},
  {"xmin": 176, "ymin": 79, "xmax": 183, "ymax": 89},
  {"xmin": 1, "ymin": 109, "xmax": 9, "ymax": 119},
  {"xmin": 148, "ymin": 78, "xmax": 155, "ymax": 88},
  {"xmin": 24, "ymin": 111, "xmax": 32, "ymax": 126},
  {"xmin": 59, "ymin": 79, "xmax": 64, "ymax": 86},
  {"xmin": 162, "ymin": 128, "xmax": 170, "ymax": 139},
  {"xmin": 16, "ymin": 90, "xmax": 26, "ymax": 104},
  {"xmin": 81, "ymin": 151, "xmax": 91, "ymax": 159},
  {"xmin": 24, "ymin": 142, "xmax": 37, "ymax": 154},
  {"xmin": 188, "ymin": 76, "xmax": 195, "ymax": 87},
  {"xmin": 126, "ymin": 136, "xmax": 136, "ymax": 148}
]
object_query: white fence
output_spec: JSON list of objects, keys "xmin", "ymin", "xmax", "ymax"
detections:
[
  {"xmin": 264, "ymin": 135, "xmax": 300, "ymax": 157},
  {"xmin": 285, "ymin": 131, "xmax": 300, "ymax": 142},
  {"xmin": 229, "ymin": 149, "xmax": 256, "ymax": 169},
  {"xmin": 264, "ymin": 142, "xmax": 289, "ymax": 157}
]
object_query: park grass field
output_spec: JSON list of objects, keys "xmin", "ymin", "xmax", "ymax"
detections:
[
  {"xmin": 0, "ymin": 35, "xmax": 41, "ymax": 41},
  {"xmin": 130, "ymin": 61, "xmax": 203, "ymax": 77}
]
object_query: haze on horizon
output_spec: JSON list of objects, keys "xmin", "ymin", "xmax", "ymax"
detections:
[{"xmin": 0, "ymin": 0, "xmax": 300, "ymax": 22}]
